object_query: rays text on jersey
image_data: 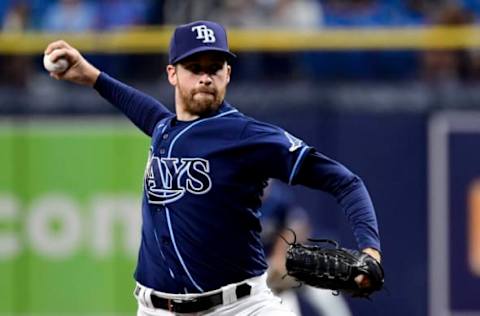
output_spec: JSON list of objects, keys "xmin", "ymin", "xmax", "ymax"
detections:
[{"xmin": 145, "ymin": 155, "xmax": 212, "ymax": 205}]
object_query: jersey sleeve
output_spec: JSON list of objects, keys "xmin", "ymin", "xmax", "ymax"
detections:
[
  {"xmin": 94, "ymin": 72, "xmax": 173, "ymax": 136},
  {"xmin": 240, "ymin": 120, "xmax": 312, "ymax": 184},
  {"xmin": 295, "ymin": 150, "xmax": 381, "ymax": 251}
]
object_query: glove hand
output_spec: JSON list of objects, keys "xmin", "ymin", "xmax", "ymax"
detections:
[
  {"xmin": 285, "ymin": 239, "xmax": 384, "ymax": 298},
  {"xmin": 355, "ymin": 248, "xmax": 381, "ymax": 289},
  {"xmin": 355, "ymin": 274, "xmax": 371, "ymax": 289}
]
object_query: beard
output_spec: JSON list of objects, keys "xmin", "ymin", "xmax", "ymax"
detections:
[{"xmin": 177, "ymin": 83, "xmax": 225, "ymax": 116}]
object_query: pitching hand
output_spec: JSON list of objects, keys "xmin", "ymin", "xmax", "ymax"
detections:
[{"xmin": 44, "ymin": 40, "xmax": 100, "ymax": 87}]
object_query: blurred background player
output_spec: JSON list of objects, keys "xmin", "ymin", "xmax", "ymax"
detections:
[{"xmin": 260, "ymin": 180, "xmax": 352, "ymax": 316}]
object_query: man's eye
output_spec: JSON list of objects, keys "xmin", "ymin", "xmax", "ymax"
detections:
[
  {"xmin": 187, "ymin": 65, "xmax": 201, "ymax": 74},
  {"xmin": 186, "ymin": 64, "xmax": 222, "ymax": 75},
  {"xmin": 208, "ymin": 65, "xmax": 223, "ymax": 74}
]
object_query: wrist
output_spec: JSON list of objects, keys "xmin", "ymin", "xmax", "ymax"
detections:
[
  {"xmin": 86, "ymin": 67, "xmax": 101, "ymax": 87},
  {"xmin": 362, "ymin": 247, "xmax": 381, "ymax": 262}
]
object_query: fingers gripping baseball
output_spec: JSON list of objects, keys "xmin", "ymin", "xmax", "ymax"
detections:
[{"xmin": 44, "ymin": 40, "xmax": 100, "ymax": 86}]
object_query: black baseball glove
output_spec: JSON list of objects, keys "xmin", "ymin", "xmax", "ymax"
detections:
[{"xmin": 285, "ymin": 238, "xmax": 384, "ymax": 298}]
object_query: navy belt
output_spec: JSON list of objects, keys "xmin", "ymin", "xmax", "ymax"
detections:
[{"xmin": 137, "ymin": 283, "xmax": 252, "ymax": 313}]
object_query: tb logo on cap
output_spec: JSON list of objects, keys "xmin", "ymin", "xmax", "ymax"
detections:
[{"xmin": 191, "ymin": 25, "xmax": 216, "ymax": 43}]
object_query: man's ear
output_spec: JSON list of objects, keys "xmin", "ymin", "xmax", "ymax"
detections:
[
  {"xmin": 226, "ymin": 64, "xmax": 231, "ymax": 84},
  {"xmin": 166, "ymin": 64, "xmax": 177, "ymax": 86}
]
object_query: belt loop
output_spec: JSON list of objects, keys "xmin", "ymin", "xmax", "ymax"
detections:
[
  {"xmin": 249, "ymin": 273, "xmax": 267, "ymax": 295},
  {"xmin": 137, "ymin": 285, "xmax": 147, "ymax": 307},
  {"xmin": 144, "ymin": 288, "xmax": 154, "ymax": 309},
  {"xmin": 133, "ymin": 284, "xmax": 140, "ymax": 299},
  {"xmin": 221, "ymin": 283, "xmax": 237, "ymax": 305}
]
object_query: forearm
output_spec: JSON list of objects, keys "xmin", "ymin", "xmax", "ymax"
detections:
[
  {"xmin": 94, "ymin": 72, "xmax": 172, "ymax": 136},
  {"xmin": 295, "ymin": 151, "xmax": 381, "ymax": 251},
  {"xmin": 44, "ymin": 40, "xmax": 170, "ymax": 136},
  {"xmin": 337, "ymin": 176, "xmax": 381, "ymax": 251}
]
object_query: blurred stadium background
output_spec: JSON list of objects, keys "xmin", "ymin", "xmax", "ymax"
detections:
[{"xmin": 1, "ymin": 0, "xmax": 480, "ymax": 315}]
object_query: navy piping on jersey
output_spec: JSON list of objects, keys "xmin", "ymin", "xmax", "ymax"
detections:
[
  {"xmin": 153, "ymin": 121, "xmax": 170, "ymax": 150},
  {"xmin": 160, "ymin": 124, "xmax": 168, "ymax": 134},
  {"xmin": 145, "ymin": 141, "xmax": 177, "ymax": 283},
  {"xmin": 165, "ymin": 206, "xmax": 203, "ymax": 292},
  {"xmin": 167, "ymin": 109, "xmax": 239, "ymax": 157},
  {"xmin": 149, "ymin": 147, "xmax": 176, "ymax": 283},
  {"xmin": 153, "ymin": 228, "xmax": 177, "ymax": 280},
  {"xmin": 153, "ymin": 229, "xmax": 168, "ymax": 261},
  {"xmin": 288, "ymin": 146, "xmax": 310, "ymax": 185},
  {"xmin": 163, "ymin": 108, "xmax": 239, "ymax": 292}
]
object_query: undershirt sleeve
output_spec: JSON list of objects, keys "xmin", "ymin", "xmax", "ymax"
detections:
[
  {"xmin": 294, "ymin": 150, "xmax": 381, "ymax": 251},
  {"xmin": 94, "ymin": 72, "xmax": 173, "ymax": 136}
]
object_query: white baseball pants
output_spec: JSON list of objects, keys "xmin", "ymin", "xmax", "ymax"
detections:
[{"xmin": 135, "ymin": 273, "xmax": 296, "ymax": 316}]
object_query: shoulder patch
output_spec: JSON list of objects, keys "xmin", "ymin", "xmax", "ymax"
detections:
[{"xmin": 284, "ymin": 131, "xmax": 303, "ymax": 152}]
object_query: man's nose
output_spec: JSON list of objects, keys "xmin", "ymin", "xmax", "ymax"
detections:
[{"xmin": 199, "ymin": 73, "xmax": 212, "ymax": 85}]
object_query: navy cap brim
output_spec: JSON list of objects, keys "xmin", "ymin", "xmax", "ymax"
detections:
[{"xmin": 170, "ymin": 46, "xmax": 236, "ymax": 65}]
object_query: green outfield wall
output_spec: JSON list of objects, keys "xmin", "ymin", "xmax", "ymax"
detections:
[{"xmin": 0, "ymin": 120, "xmax": 149, "ymax": 316}]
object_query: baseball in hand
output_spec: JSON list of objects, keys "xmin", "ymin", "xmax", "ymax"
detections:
[{"xmin": 43, "ymin": 52, "xmax": 69, "ymax": 73}]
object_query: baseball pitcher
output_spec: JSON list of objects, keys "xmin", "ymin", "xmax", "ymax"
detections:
[{"xmin": 44, "ymin": 20, "xmax": 382, "ymax": 316}]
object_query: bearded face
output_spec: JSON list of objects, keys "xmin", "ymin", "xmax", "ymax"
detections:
[
  {"xmin": 167, "ymin": 52, "xmax": 231, "ymax": 119},
  {"xmin": 176, "ymin": 76, "xmax": 226, "ymax": 116}
]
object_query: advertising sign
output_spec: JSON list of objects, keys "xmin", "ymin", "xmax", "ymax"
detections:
[
  {"xmin": 0, "ymin": 120, "xmax": 149, "ymax": 315},
  {"xmin": 429, "ymin": 112, "xmax": 480, "ymax": 316}
]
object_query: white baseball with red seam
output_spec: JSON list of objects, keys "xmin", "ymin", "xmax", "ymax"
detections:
[{"xmin": 43, "ymin": 51, "xmax": 69, "ymax": 73}]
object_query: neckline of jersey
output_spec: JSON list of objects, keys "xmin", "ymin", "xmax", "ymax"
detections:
[
  {"xmin": 170, "ymin": 101, "xmax": 234, "ymax": 127},
  {"xmin": 167, "ymin": 108, "xmax": 239, "ymax": 158}
]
